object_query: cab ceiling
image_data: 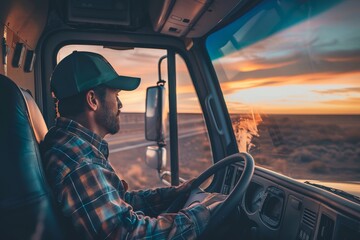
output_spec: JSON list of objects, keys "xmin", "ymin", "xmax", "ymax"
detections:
[
  {"xmin": 150, "ymin": 0, "xmax": 246, "ymax": 38},
  {"xmin": 0, "ymin": 0, "xmax": 48, "ymax": 49},
  {"xmin": 57, "ymin": 0, "xmax": 245, "ymax": 38}
]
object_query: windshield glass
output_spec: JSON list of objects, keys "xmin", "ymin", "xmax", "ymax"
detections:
[{"xmin": 206, "ymin": 0, "xmax": 360, "ymax": 196}]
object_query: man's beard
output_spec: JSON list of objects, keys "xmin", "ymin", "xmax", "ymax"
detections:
[{"xmin": 97, "ymin": 103, "xmax": 120, "ymax": 135}]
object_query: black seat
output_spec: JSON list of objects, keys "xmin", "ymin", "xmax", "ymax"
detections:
[{"xmin": 0, "ymin": 75, "xmax": 75, "ymax": 239}]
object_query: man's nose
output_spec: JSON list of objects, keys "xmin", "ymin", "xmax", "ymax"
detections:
[{"xmin": 117, "ymin": 97, "xmax": 123, "ymax": 109}]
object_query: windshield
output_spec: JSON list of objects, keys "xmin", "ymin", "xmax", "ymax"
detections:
[{"xmin": 206, "ymin": 0, "xmax": 360, "ymax": 196}]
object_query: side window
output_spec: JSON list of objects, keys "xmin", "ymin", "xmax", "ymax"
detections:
[
  {"xmin": 58, "ymin": 45, "xmax": 168, "ymax": 190},
  {"xmin": 57, "ymin": 46, "xmax": 212, "ymax": 190},
  {"xmin": 175, "ymin": 54, "xmax": 213, "ymax": 180}
]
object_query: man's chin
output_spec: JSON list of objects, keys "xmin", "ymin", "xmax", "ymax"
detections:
[{"xmin": 109, "ymin": 127, "xmax": 120, "ymax": 135}]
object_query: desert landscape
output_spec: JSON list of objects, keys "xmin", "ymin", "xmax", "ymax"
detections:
[
  {"xmin": 106, "ymin": 113, "xmax": 360, "ymax": 191},
  {"xmin": 233, "ymin": 114, "xmax": 360, "ymax": 181},
  {"xmin": 106, "ymin": 113, "xmax": 212, "ymax": 190}
]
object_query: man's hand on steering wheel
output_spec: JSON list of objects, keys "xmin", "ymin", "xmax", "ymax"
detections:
[
  {"xmin": 200, "ymin": 193, "xmax": 227, "ymax": 214},
  {"xmin": 166, "ymin": 152, "xmax": 255, "ymax": 238},
  {"xmin": 176, "ymin": 178, "xmax": 196, "ymax": 193}
]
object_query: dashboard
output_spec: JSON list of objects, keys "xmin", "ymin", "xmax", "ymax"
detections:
[{"xmin": 221, "ymin": 163, "xmax": 360, "ymax": 240}]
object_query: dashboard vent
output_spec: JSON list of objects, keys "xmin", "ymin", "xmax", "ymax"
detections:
[
  {"xmin": 317, "ymin": 214, "xmax": 334, "ymax": 240},
  {"xmin": 302, "ymin": 208, "xmax": 317, "ymax": 229},
  {"xmin": 222, "ymin": 165, "xmax": 235, "ymax": 194}
]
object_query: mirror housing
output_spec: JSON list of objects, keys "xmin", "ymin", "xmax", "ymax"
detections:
[
  {"xmin": 145, "ymin": 146, "xmax": 185, "ymax": 186},
  {"xmin": 145, "ymin": 146, "xmax": 167, "ymax": 171},
  {"xmin": 145, "ymin": 85, "xmax": 166, "ymax": 141}
]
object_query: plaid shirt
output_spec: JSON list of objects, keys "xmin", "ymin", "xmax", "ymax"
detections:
[{"xmin": 41, "ymin": 117, "xmax": 210, "ymax": 240}]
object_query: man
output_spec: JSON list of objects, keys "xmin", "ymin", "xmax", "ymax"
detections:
[{"xmin": 42, "ymin": 51, "xmax": 224, "ymax": 239}]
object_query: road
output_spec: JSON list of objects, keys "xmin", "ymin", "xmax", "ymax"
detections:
[
  {"xmin": 104, "ymin": 113, "xmax": 212, "ymax": 190},
  {"xmin": 105, "ymin": 113, "xmax": 207, "ymax": 153}
]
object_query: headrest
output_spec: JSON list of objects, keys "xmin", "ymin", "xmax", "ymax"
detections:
[
  {"xmin": 20, "ymin": 89, "xmax": 48, "ymax": 143},
  {"xmin": 0, "ymin": 74, "xmax": 48, "ymax": 143}
]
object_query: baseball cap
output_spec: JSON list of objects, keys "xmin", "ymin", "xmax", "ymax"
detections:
[{"xmin": 50, "ymin": 51, "xmax": 141, "ymax": 99}]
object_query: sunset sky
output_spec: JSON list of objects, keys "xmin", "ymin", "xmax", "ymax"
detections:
[
  {"xmin": 209, "ymin": 0, "xmax": 360, "ymax": 114},
  {"xmin": 58, "ymin": 0, "xmax": 359, "ymax": 115}
]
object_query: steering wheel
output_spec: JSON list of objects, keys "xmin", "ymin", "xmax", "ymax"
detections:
[{"xmin": 166, "ymin": 152, "xmax": 255, "ymax": 235}]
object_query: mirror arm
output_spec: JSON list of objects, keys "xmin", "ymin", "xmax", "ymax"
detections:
[
  {"xmin": 158, "ymin": 55, "xmax": 167, "ymax": 86},
  {"xmin": 159, "ymin": 171, "xmax": 186, "ymax": 186},
  {"xmin": 157, "ymin": 140, "xmax": 166, "ymax": 148},
  {"xmin": 159, "ymin": 171, "xmax": 171, "ymax": 186}
]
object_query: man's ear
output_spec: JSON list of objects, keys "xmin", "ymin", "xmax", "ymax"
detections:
[{"xmin": 86, "ymin": 90, "xmax": 98, "ymax": 111}]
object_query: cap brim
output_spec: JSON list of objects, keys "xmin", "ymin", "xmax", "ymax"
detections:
[{"xmin": 105, "ymin": 75, "xmax": 141, "ymax": 91}]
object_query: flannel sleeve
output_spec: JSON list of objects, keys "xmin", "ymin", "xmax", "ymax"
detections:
[
  {"xmin": 57, "ymin": 162, "xmax": 210, "ymax": 239},
  {"xmin": 124, "ymin": 182, "xmax": 193, "ymax": 217}
]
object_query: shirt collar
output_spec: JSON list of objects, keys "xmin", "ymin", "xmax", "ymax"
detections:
[{"xmin": 56, "ymin": 117, "xmax": 109, "ymax": 158}]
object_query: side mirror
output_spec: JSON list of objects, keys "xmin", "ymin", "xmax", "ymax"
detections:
[
  {"xmin": 145, "ymin": 146, "xmax": 185, "ymax": 186},
  {"xmin": 144, "ymin": 55, "xmax": 174, "ymax": 186},
  {"xmin": 145, "ymin": 146, "xmax": 166, "ymax": 171},
  {"xmin": 145, "ymin": 85, "xmax": 166, "ymax": 142}
]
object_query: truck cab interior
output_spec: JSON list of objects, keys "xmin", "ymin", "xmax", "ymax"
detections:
[{"xmin": 1, "ymin": 0, "xmax": 359, "ymax": 239}]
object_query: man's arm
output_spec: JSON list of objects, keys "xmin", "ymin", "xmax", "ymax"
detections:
[{"xmin": 57, "ymin": 162, "xmax": 210, "ymax": 239}]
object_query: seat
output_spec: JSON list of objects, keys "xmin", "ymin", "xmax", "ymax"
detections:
[{"xmin": 0, "ymin": 75, "xmax": 76, "ymax": 239}]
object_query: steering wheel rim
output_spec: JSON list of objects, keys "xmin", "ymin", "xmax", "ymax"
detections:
[
  {"xmin": 197, "ymin": 152, "xmax": 254, "ymax": 233},
  {"xmin": 166, "ymin": 152, "xmax": 255, "ymax": 236}
]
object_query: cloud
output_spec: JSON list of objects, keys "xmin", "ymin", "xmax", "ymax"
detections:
[
  {"xmin": 213, "ymin": 8, "xmax": 360, "ymax": 90},
  {"xmin": 321, "ymin": 97, "xmax": 360, "ymax": 105},
  {"xmin": 229, "ymin": 49, "xmax": 360, "ymax": 83},
  {"xmin": 123, "ymin": 50, "xmax": 166, "ymax": 63},
  {"xmin": 314, "ymin": 87, "xmax": 360, "ymax": 94},
  {"xmin": 225, "ymin": 101, "xmax": 250, "ymax": 113},
  {"xmin": 215, "ymin": 45, "xmax": 360, "ymax": 99}
]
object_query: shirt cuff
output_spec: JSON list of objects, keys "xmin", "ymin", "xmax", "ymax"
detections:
[{"xmin": 181, "ymin": 203, "xmax": 211, "ymax": 236}]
